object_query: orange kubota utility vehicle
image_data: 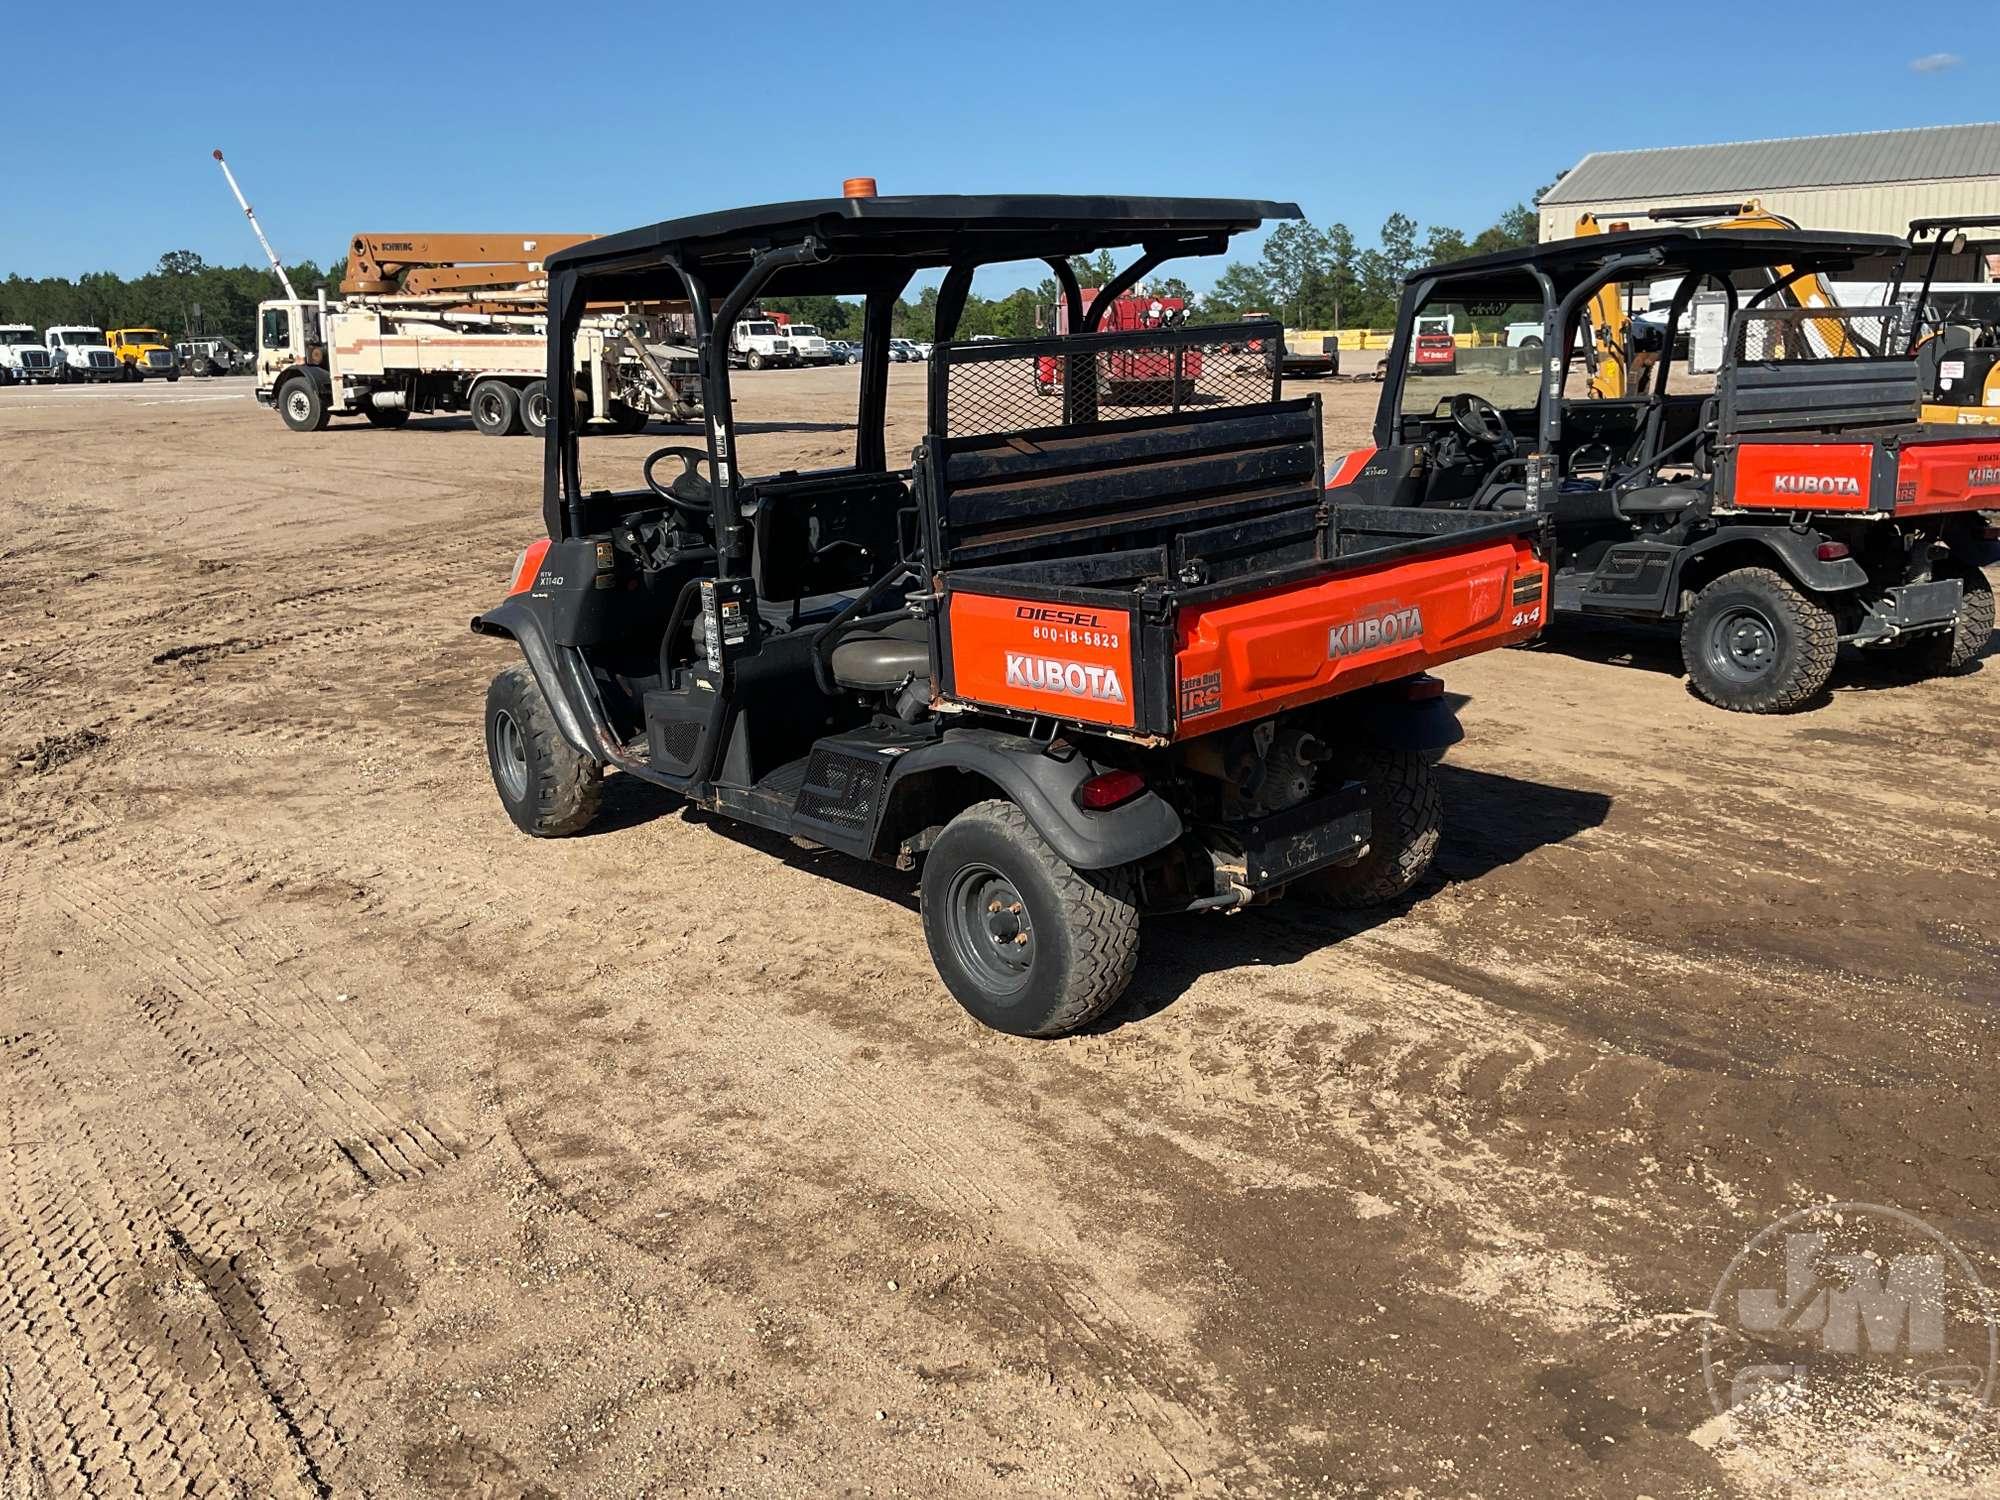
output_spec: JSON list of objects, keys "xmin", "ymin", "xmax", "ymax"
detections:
[{"xmin": 472, "ymin": 192, "xmax": 1549, "ymax": 1035}]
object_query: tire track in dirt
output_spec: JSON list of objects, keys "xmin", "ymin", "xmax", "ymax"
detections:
[
  {"xmin": 495, "ymin": 974, "xmax": 1232, "ymax": 1491},
  {"xmin": 47, "ymin": 860, "xmax": 466, "ymax": 1186},
  {"xmin": 0, "ymin": 1038, "xmax": 331, "ymax": 1498}
]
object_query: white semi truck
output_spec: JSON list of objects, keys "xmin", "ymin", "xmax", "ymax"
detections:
[
  {"xmin": 0, "ymin": 325, "xmax": 57, "ymax": 384},
  {"xmin": 45, "ymin": 325, "xmax": 122, "ymax": 382},
  {"xmin": 254, "ymin": 292, "xmax": 701, "ymax": 436}
]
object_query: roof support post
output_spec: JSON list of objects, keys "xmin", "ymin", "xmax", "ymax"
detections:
[
  {"xmin": 856, "ymin": 275, "xmax": 909, "ymax": 472},
  {"xmin": 706, "ymin": 237, "xmax": 829, "ymax": 571}
]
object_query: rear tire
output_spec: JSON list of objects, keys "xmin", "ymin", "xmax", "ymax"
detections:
[
  {"xmin": 1298, "ymin": 749, "xmax": 1442, "ymax": 909},
  {"xmin": 1888, "ymin": 559, "xmax": 1994, "ymax": 677},
  {"xmin": 1680, "ymin": 566, "xmax": 1836, "ymax": 713},
  {"xmin": 520, "ymin": 379, "xmax": 550, "ymax": 438},
  {"xmin": 921, "ymin": 800, "xmax": 1139, "ymax": 1037},
  {"xmin": 471, "ymin": 379, "xmax": 521, "ymax": 437},
  {"xmin": 485, "ymin": 665, "xmax": 601, "ymax": 837},
  {"xmin": 278, "ymin": 376, "xmax": 329, "ymax": 432}
]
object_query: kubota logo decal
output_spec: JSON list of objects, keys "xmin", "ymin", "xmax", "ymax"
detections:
[
  {"xmin": 1328, "ymin": 605, "xmax": 1425, "ymax": 659},
  {"xmin": 1969, "ymin": 464, "xmax": 2000, "ymax": 486},
  {"xmin": 1772, "ymin": 473, "xmax": 1862, "ymax": 496},
  {"xmin": 1004, "ymin": 653, "xmax": 1127, "ymax": 704}
]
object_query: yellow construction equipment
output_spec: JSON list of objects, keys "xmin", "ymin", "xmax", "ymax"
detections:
[{"xmin": 1572, "ymin": 200, "xmax": 1856, "ymax": 398}]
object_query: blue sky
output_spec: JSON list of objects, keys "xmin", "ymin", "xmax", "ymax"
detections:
[{"xmin": 4, "ymin": 0, "xmax": 1989, "ymax": 289}]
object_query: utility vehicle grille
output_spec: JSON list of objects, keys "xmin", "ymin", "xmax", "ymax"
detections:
[
  {"xmin": 933, "ymin": 319, "xmax": 1283, "ymax": 438},
  {"xmin": 146, "ymin": 350, "xmax": 172, "ymax": 367},
  {"xmin": 21, "ymin": 352, "xmax": 48, "ymax": 369},
  {"xmin": 87, "ymin": 351, "xmax": 113, "ymax": 368}
]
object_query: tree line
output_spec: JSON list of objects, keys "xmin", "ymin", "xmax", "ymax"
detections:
[
  {"xmin": 0, "ymin": 196, "xmax": 1543, "ymax": 346},
  {"xmin": 0, "ymin": 252, "xmax": 338, "ymax": 343}
]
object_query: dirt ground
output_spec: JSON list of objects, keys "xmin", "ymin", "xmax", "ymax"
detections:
[{"xmin": 2, "ymin": 368, "xmax": 1997, "ymax": 1499}]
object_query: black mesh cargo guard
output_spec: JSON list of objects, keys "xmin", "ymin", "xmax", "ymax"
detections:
[
  {"xmin": 1720, "ymin": 305, "xmax": 1920, "ymax": 434},
  {"xmin": 928, "ymin": 320, "xmax": 1283, "ymax": 437}
]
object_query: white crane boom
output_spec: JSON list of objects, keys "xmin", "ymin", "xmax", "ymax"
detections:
[{"xmin": 212, "ymin": 149, "xmax": 298, "ymax": 302}]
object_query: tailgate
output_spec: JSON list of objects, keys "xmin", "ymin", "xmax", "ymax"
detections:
[
  {"xmin": 1172, "ymin": 510, "xmax": 1547, "ymax": 736},
  {"xmin": 1894, "ymin": 435, "xmax": 2000, "ymax": 515}
]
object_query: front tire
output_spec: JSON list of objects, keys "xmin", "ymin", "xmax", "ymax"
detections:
[
  {"xmin": 746, "ymin": 351, "xmax": 766, "ymax": 371},
  {"xmin": 485, "ymin": 665, "xmax": 602, "ymax": 837},
  {"xmin": 921, "ymin": 800, "xmax": 1139, "ymax": 1037},
  {"xmin": 278, "ymin": 376, "xmax": 330, "ymax": 432},
  {"xmin": 1681, "ymin": 566, "xmax": 1837, "ymax": 713},
  {"xmin": 1299, "ymin": 749, "xmax": 1443, "ymax": 909}
]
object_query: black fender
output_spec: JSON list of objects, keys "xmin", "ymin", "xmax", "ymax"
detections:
[
  {"xmin": 470, "ymin": 597, "xmax": 618, "ymax": 762},
  {"xmin": 1671, "ymin": 526, "xmax": 1869, "ymax": 600},
  {"xmin": 273, "ymin": 361, "xmax": 331, "ymax": 396},
  {"xmin": 883, "ymin": 727, "xmax": 1183, "ymax": 871}
]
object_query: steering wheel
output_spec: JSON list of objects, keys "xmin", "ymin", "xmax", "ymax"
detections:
[
  {"xmin": 643, "ymin": 446, "xmax": 717, "ymax": 519},
  {"xmin": 1451, "ymin": 393, "xmax": 1516, "ymax": 455}
]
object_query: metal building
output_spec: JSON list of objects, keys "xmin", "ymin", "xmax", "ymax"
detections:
[{"xmin": 1540, "ymin": 123, "xmax": 2000, "ymax": 279}]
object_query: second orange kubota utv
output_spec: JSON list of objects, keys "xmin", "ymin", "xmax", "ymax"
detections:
[{"xmin": 473, "ymin": 191, "xmax": 1550, "ymax": 1035}]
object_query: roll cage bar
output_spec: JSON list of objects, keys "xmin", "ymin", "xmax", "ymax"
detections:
[
  {"xmin": 1887, "ymin": 215, "xmax": 2000, "ymax": 349},
  {"xmin": 1376, "ymin": 228, "xmax": 1900, "ymax": 454},
  {"xmin": 539, "ymin": 195, "xmax": 1300, "ymax": 552}
]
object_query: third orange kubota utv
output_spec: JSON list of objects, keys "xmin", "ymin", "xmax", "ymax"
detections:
[
  {"xmin": 473, "ymin": 189, "xmax": 1550, "ymax": 1035},
  {"xmin": 1330, "ymin": 216, "xmax": 1998, "ymax": 711}
]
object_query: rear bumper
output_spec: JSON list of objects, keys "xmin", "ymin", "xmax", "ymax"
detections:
[
  {"xmin": 1226, "ymin": 782, "xmax": 1371, "ymax": 891},
  {"xmin": 1850, "ymin": 578, "xmax": 1965, "ymax": 646}
]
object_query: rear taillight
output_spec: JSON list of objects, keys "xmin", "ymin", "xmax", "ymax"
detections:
[
  {"xmin": 1816, "ymin": 541, "xmax": 1851, "ymax": 561},
  {"xmin": 1075, "ymin": 769, "xmax": 1146, "ymax": 811},
  {"xmin": 1399, "ymin": 674, "xmax": 1446, "ymax": 702},
  {"xmin": 507, "ymin": 537, "xmax": 551, "ymax": 595}
]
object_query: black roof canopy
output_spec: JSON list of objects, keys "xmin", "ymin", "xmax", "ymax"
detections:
[
  {"xmin": 1408, "ymin": 225, "xmax": 1907, "ymax": 301},
  {"xmin": 545, "ymin": 194, "xmax": 1301, "ymax": 297}
]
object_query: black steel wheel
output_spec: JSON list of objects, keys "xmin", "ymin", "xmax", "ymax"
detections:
[
  {"xmin": 1680, "ymin": 566, "xmax": 1837, "ymax": 713},
  {"xmin": 484, "ymin": 665, "xmax": 601, "ymax": 836},
  {"xmin": 471, "ymin": 379, "xmax": 521, "ymax": 437},
  {"xmin": 920, "ymin": 800, "xmax": 1139, "ymax": 1037},
  {"xmin": 278, "ymin": 376, "xmax": 329, "ymax": 432}
]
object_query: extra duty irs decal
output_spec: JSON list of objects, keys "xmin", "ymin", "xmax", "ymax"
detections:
[{"xmin": 1178, "ymin": 670, "xmax": 1223, "ymax": 720}]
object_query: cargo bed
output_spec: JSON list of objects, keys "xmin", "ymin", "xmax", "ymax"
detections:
[{"xmin": 915, "ymin": 340, "xmax": 1548, "ymax": 739}]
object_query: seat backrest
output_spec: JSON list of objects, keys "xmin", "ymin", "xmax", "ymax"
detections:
[
  {"xmin": 748, "ymin": 471, "xmax": 908, "ymax": 603},
  {"xmin": 920, "ymin": 399, "xmax": 1324, "ymax": 573}
]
